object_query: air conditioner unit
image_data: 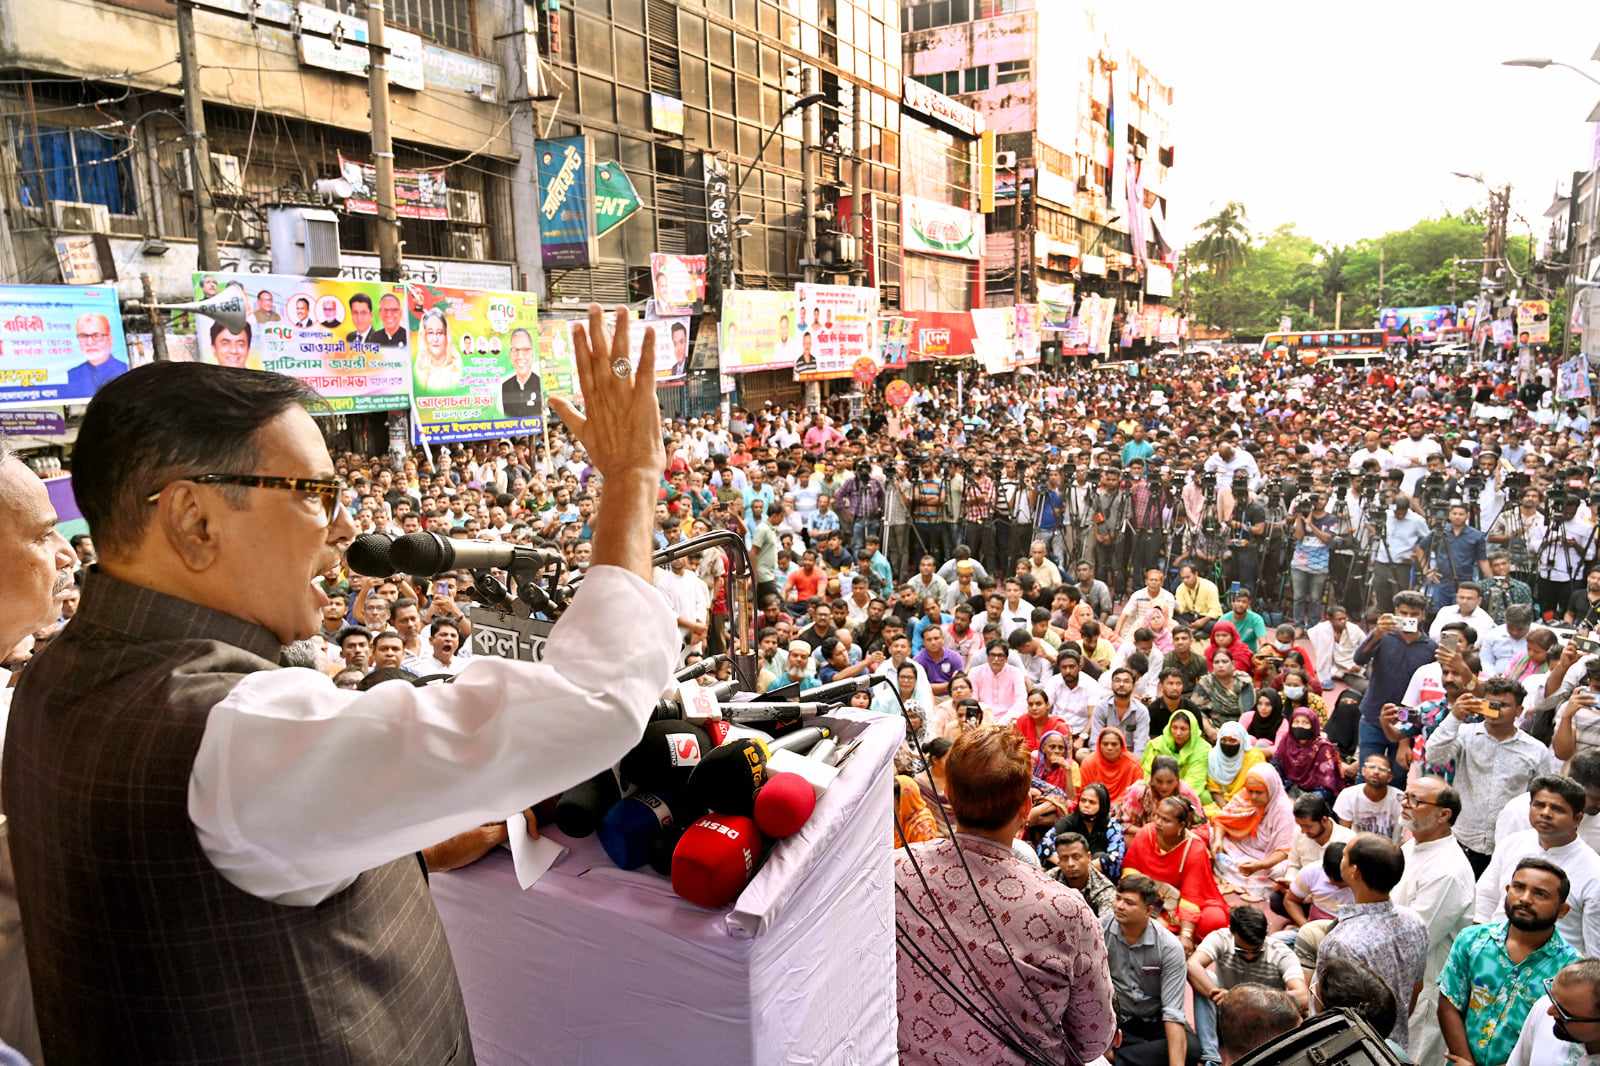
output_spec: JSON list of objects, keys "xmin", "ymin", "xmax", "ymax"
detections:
[
  {"xmin": 215, "ymin": 210, "xmax": 250, "ymax": 243},
  {"xmin": 266, "ymin": 205, "xmax": 342, "ymax": 277},
  {"xmin": 448, "ymin": 188, "xmax": 484, "ymax": 225},
  {"xmin": 994, "ymin": 150, "xmax": 1017, "ymax": 169},
  {"xmin": 449, "ymin": 229, "xmax": 486, "ymax": 260},
  {"xmin": 179, "ymin": 150, "xmax": 244, "ymax": 195},
  {"xmin": 52, "ymin": 201, "xmax": 110, "ymax": 233}
]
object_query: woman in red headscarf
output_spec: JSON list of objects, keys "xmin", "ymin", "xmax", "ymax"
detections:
[
  {"xmin": 1205, "ymin": 619, "xmax": 1255, "ymax": 673},
  {"xmin": 1078, "ymin": 725, "xmax": 1144, "ymax": 805}
]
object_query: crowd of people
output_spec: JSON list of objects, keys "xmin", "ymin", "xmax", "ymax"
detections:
[{"xmin": 4, "ymin": 325, "xmax": 1600, "ymax": 1065}]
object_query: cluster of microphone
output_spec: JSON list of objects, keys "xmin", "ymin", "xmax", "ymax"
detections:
[{"xmin": 550, "ymin": 661, "xmax": 864, "ymax": 909}]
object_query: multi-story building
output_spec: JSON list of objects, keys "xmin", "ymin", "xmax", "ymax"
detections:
[
  {"xmin": 901, "ymin": 0, "xmax": 1177, "ymax": 355},
  {"xmin": 0, "ymin": 0, "xmax": 520, "ymax": 307},
  {"xmin": 535, "ymin": 0, "xmax": 905, "ymax": 409}
]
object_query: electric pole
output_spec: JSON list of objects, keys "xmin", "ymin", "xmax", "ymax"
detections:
[
  {"xmin": 176, "ymin": 0, "xmax": 219, "ymax": 271},
  {"xmin": 800, "ymin": 67, "xmax": 816, "ymax": 284},
  {"xmin": 1334, "ymin": 290, "xmax": 1343, "ymax": 330},
  {"xmin": 366, "ymin": 0, "xmax": 402, "ymax": 282}
]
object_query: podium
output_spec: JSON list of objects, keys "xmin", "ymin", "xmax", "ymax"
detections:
[{"xmin": 431, "ymin": 711, "xmax": 902, "ymax": 1065}]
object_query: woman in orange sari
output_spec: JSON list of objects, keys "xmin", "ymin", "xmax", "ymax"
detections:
[
  {"xmin": 1121, "ymin": 794, "xmax": 1229, "ymax": 954},
  {"xmin": 1078, "ymin": 726, "xmax": 1144, "ymax": 805},
  {"xmin": 892, "ymin": 774, "xmax": 941, "ymax": 847}
]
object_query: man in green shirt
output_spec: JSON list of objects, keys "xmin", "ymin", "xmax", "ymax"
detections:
[
  {"xmin": 1440, "ymin": 857, "xmax": 1580, "ymax": 1066},
  {"xmin": 1222, "ymin": 588, "xmax": 1267, "ymax": 652},
  {"xmin": 750, "ymin": 506, "xmax": 781, "ymax": 602}
]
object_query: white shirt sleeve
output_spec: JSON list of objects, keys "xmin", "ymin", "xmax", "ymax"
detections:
[{"xmin": 189, "ymin": 565, "xmax": 678, "ymax": 906}]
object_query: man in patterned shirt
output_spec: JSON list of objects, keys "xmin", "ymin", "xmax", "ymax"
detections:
[
  {"xmin": 895, "ymin": 726, "xmax": 1115, "ymax": 1066},
  {"xmin": 1313, "ymin": 834, "xmax": 1429, "ymax": 1054},
  {"xmin": 1440, "ymin": 857, "xmax": 1579, "ymax": 1066}
]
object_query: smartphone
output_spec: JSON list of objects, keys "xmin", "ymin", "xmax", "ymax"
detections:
[
  {"xmin": 434, "ymin": 579, "xmax": 453, "ymax": 599},
  {"xmin": 1397, "ymin": 616, "xmax": 1419, "ymax": 634}
]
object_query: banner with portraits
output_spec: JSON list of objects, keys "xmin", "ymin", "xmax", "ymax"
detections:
[
  {"xmin": 1038, "ymin": 282, "xmax": 1075, "ymax": 330},
  {"xmin": 408, "ymin": 285, "xmax": 543, "ymax": 444},
  {"xmin": 718, "ymin": 289, "xmax": 801, "ymax": 373},
  {"xmin": 0, "ymin": 283, "xmax": 128, "ymax": 407},
  {"xmin": 540, "ymin": 312, "xmax": 693, "ymax": 396},
  {"xmin": 193, "ymin": 273, "xmax": 411, "ymax": 413},
  {"xmin": 649, "ymin": 253, "xmax": 707, "ymax": 315},
  {"xmin": 880, "ymin": 316, "xmax": 913, "ymax": 369},
  {"xmin": 1517, "ymin": 299, "xmax": 1551, "ymax": 345},
  {"xmin": 791, "ymin": 283, "xmax": 879, "ymax": 382}
]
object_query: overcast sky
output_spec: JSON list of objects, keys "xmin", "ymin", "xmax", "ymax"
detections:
[{"xmin": 1104, "ymin": 1, "xmax": 1599, "ymax": 249}]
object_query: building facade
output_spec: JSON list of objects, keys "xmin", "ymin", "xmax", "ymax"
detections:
[{"xmin": 901, "ymin": 0, "xmax": 1177, "ymax": 355}]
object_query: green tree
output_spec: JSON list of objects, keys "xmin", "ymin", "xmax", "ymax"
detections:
[{"xmin": 1191, "ymin": 201, "xmax": 1251, "ymax": 281}]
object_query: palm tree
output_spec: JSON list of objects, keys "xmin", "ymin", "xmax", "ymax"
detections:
[{"xmin": 1192, "ymin": 201, "xmax": 1251, "ymax": 281}]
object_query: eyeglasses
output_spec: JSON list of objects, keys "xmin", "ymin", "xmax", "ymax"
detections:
[
  {"xmin": 1545, "ymin": 979, "xmax": 1600, "ymax": 1024},
  {"xmin": 1399, "ymin": 794, "xmax": 1439, "ymax": 808},
  {"xmin": 146, "ymin": 474, "xmax": 347, "ymax": 524}
]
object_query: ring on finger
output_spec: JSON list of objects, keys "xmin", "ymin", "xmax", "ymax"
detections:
[{"xmin": 610, "ymin": 357, "xmax": 631, "ymax": 379}]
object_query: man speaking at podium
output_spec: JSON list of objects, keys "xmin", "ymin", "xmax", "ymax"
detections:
[{"xmin": 2, "ymin": 305, "xmax": 676, "ymax": 1065}]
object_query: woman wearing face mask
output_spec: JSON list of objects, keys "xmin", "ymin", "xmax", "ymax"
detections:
[
  {"xmin": 1273, "ymin": 707, "xmax": 1345, "ymax": 803},
  {"xmin": 1140, "ymin": 708, "xmax": 1214, "ymax": 805},
  {"xmin": 1212, "ymin": 764, "xmax": 1296, "ymax": 901},
  {"xmin": 1204, "ymin": 721, "xmax": 1266, "ymax": 817},
  {"xmin": 1278, "ymin": 666, "xmax": 1328, "ymax": 723},
  {"xmin": 1323, "ymin": 688, "xmax": 1363, "ymax": 761},
  {"xmin": 1042, "ymin": 781, "xmax": 1124, "ymax": 880}
]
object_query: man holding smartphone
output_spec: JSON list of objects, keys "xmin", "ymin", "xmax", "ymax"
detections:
[{"xmin": 1354, "ymin": 591, "xmax": 1437, "ymax": 786}]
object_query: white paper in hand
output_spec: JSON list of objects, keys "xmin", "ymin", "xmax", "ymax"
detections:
[{"xmin": 505, "ymin": 813, "xmax": 565, "ymax": 890}]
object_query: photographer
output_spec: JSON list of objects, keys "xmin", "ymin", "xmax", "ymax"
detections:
[
  {"xmin": 1531, "ymin": 493, "xmax": 1595, "ymax": 617},
  {"xmin": 1424, "ymin": 502, "xmax": 1488, "ymax": 613},
  {"xmin": 1222, "ymin": 481, "xmax": 1267, "ymax": 599},
  {"xmin": 909, "ymin": 460, "xmax": 947, "ymax": 566},
  {"xmin": 1369, "ymin": 492, "xmax": 1430, "ymax": 614},
  {"xmin": 1288, "ymin": 491, "xmax": 1338, "ymax": 628},
  {"xmin": 837, "ymin": 459, "xmax": 885, "ymax": 557},
  {"xmin": 961, "ymin": 463, "xmax": 998, "ymax": 573}
]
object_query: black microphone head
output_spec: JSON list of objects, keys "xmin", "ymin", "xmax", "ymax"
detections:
[
  {"xmin": 346, "ymin": 533, "xmax": 396, "ymax": 578},
  {"xmin": 388, "ymin": 532, "xmax": 450, "ymax": 575}
]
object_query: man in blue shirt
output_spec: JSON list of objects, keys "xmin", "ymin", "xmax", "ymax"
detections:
[
  {"xmin": 1354, "ymin": 590, "xmax": 1437, "ymax": 787},
  {"xmin": 1120, "ymin": 425, "xmax": 1155, "ymax": 467},
  {"xmin": 1426, "ymin": 502, "xmax": 1489, "ymax": 611},
  {"xmin": 1371, "ymin": 494, "xmax": 1430, "ymax": 613}
]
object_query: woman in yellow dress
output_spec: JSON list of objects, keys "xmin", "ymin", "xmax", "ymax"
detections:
[{"xmin": 1203, "ymin": 721, "xmax": 1265, "ymax": 818}]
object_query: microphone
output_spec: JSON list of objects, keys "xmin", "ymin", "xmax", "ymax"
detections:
[
  {"xmin": 766, "ymin": 725, "xmax": 830, "ymax": 755},
  {"xmin": 671, "ymin": 814, "xmax": 765, "ymax": 909},
  {"xmin": 346, "ymin": 533, "xmax": 397, "ymax": 578},
  {"xmin": 675, "ymin": 654, "xmax": 727, "ymax": 684},
  {"xmin": 686, "ymin": 737, "xmax": 768, "ymax": 817},
  {"xmin": 620, "ymin": 719, "xmax": 713, "ymax": 794},
  {"xmin": 553, "ymin": 769, "xmax": 623, "ymax": 838},
  {"xmin": 722, "ymin": 702, "xmax": 828, "ymax": 724},
  {"xmin": 598, "ymin": 791, "xmax": 701, "ymax": 870},
  {"xmin": 753, "ymin": 772, "xmax": 816, "ymax": 839},
  {"xmin": 388, "ymin": 531, "xmax": 564, "ymax": 576},
  {"xmin": 752, "ymin": 674, "xmax": 868, "ymax": 706},
  {"xmin": 807, "ymin": 737, "xmax": 839, "ymax": 765}
]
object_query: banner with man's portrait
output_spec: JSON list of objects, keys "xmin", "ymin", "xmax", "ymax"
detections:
[
  {"xmin": 0, "ymin": 283, "xmax": 128, "ymax": 407},
  {"xmin": 407, "ymin": 285, "xmax": 543, "ymax": 444},
  {"xmin": 192, "ymin": 273, "xmax": 411, "ymax": 413},
  {"xmin": 790, "ymin": 283, "xmax": 879, "ymax": 383}
]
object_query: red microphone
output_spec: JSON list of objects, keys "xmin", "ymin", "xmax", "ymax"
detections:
[
  {"xmin": 753, "ymin": 771, "xmax": 815, "ymax": 839},
  {"xmin": 671, "ymin": 814, "xmax": 764, "ymax": 909}
]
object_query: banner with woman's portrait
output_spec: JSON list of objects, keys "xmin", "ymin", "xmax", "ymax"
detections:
[{"xmin": 406, "ymin": 285, "xmax": 544, "ymax": 444}]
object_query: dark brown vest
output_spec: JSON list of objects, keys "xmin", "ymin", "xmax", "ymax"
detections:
[{"xmin": 2, "ymin": 573, "xmax": 472, "ymax": 1064}]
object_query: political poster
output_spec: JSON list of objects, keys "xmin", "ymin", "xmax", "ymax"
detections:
[
  {"xmin": 881, "ymin": 316, "xmax": 913, "ymax": 369},
  {"xmin": 1039, "ymin": 282, "xmax": 1075, "ymax": 330},
  {"xmin": 536, "ymin": 136, "xmax": 596, "ymax": 269},
  {"xmin": 1492, "ymin": 318, "xmax": 1514, "ymax": 348},
  {"xmin": 1517, "ymin": 299, "xmax": 1551, "ymax": 345},
  {"xmin": 338, "ymin": 152, "xmax": 448, "ymax": 220},
  {"xmin": 718, "ymin": 289, "xmax": 800, "ymax": 373},
  {"xmin": 406, "ymin": 285, "xmax": 543, "ymax": 444},
  {"xmin": 1558, "ymin": 356, "xmax": 1592, "ymax": 403},
  {"xmin": 1014, "ymin": 304, "xmax": 1040, "ymax": 366},
  {"xmin": 791, "ymin": 283, "xmax": 879, "ymax": 382},
  {"xmin": 537, "ymin": 312, "xmax": 693, "ymax": 400},
  {"xmin": 192, "ymin": 272, "xmax": 410, "ymax": 413},
  {"xmin": 1078, "ymin": 294, "xmax": 1116, "ymax": 355},
  {"xmin": 650, "ymin": 253, "xmax": 707, "ymax": 315},
  {"xmin": 902, "ymin": 196, "xmax": 983, "ymax": 260},
  {"xmin": 970, "ymin": 307, "xmax": 1019, "ymax": 374},
  {"xmin": 0, "ymin": 409, "xmax": 66, "ymax": 435},
  {"xmin": 1378, "ymin": 304, "xmax": 1457, "ymax": 343},
  {"xmin": 0, "ymin": 283, "xmax": 128, "ymax": 407}
]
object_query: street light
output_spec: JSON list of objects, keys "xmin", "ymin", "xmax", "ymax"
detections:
[{"xmin": 1502, "ymin": 57, "xmax": 1600, "ymax": 88}]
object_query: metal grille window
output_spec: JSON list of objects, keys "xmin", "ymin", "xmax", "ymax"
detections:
[{"xmin": 387, "ymin": 0, "xmax": 475, "ymax": 53}]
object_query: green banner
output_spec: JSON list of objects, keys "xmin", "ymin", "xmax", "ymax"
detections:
[{"xmin": 593, "ymin": 161, "xmax": 641, "ymax": 236}]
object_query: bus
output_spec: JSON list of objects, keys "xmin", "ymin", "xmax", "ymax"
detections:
[{"xmin": 1256, "ymin": 328, "xmax": 1387, "ymax": 361}]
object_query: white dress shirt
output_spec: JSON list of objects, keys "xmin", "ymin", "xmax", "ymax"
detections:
[
  {"xmin": 1040, "ymin": 672, "xmax": 1106, "ymax": 736},
  {"xmin": 1390, "ymin": 436, "xmax": 1442, "ymax": 494},
  {"xmin": 1425, "ymin": 714, "xmax": 1560, "ymax": 854},
  {"xmin": 1348, "ymin": 446, "xmax": 1395, "ymax": 473},
  {"xmin": 1496, "ymin": 791, "xmax": 1600, "ymax": 855},
  {"xmin": 1474, "ymin": 828, "xmax": 1600, "ymax": 956},
  {"xmin": 403, "ymin": 653, "xmax": 467, "ymax": 677},
  {"xmin": 1428, "ymin": 604, "xmax": 1495, "ymax": 645},
  {"xmin": 1505, "ymin": 995, "xmax": 1600, "ymax": 1066},
  {"xmin": 1307, "ymin": 619, "xmax": 1365, "ymax": 688},
  {"xmin": 189, "ymin": 566, "xmax": 678, "ymax": 906},
  {"xmin": 1394, "ymin": 832, "xmax": 1477, "ymax": 1066}
]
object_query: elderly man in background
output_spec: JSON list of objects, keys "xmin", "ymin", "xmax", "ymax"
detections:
[{"xmin": 0, "ymin": 439, "xmax": 78, "ymax": 1063}]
